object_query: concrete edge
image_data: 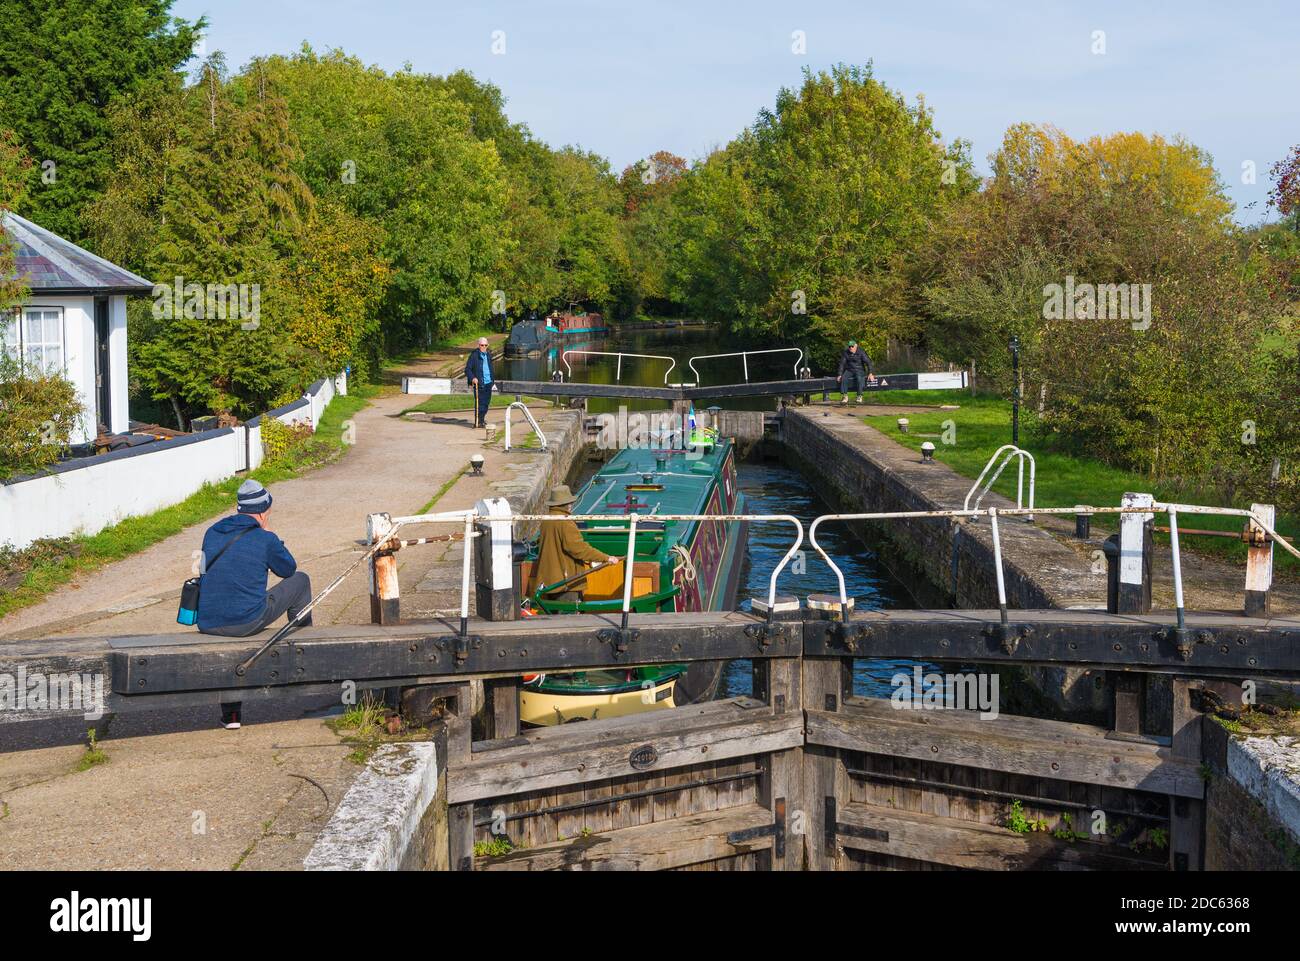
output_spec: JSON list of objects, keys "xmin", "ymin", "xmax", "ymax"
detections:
[
  {"xmin": 1226, "ymin": 734, "xmax": 1300, "ymax": 845},
  {"xmin": 303, "ymin": 741, "xmax": 439, "ymax": 871}
]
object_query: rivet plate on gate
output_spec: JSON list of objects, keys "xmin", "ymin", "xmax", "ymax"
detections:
[{"xmin": 629, "ymin": 744, "xmax": 658, "ymax": 770}]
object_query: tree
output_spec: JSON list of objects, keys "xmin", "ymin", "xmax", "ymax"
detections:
[
  {"xmin": 258, "ymin": 49, "xmax": 507, "ymax": 349},
  {"xmin": 1269, "ymin": 144, "xmax": 1300, "ymax": 228},
  {"xmin": 88, "ymin": 58, "xmax": 333, "ymax": 421},
  {"xmin": 0, "ymin": 0, "xmax": 202, "ymax": 240},
  {"xmin": 666, "ymin": 64, "xmax": 974, "ymax": 363}
]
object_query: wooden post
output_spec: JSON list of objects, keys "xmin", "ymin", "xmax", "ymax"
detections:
[
  {"xmin": 1168, "ymin": 677, "xmax": 1204, "ymax": 870},
  {"xmin": 1116, "ymin": 493, "xmax": 1154, "ymax": 614},
  {"xmin": 753, "ymin": 656, "xmax": 803, "ymax": 870},
  {"xmin": 802, "ymin": 655, "xmax": 850, "ymax": 871},
  {"xmin": 446, "ymin": 682, "xmax": 475, "ymax": 871},
  {"xmin": 366, "ymin": 512, "xmax": 400, "ymax": 625},
  {"xmin": 486, "ymin": 678, "xmax": 520, "ymax": 741},
  {"xmin": 1244, "ymin": 503, "xmax": 1274, "ymax": 618},
  {"xmin": 1110, "ymin": 672, "xmax": 1145, "ymax": 741}
]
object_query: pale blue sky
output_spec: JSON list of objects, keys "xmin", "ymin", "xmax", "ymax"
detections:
[{"xmin": 173, "ymin": 0, "xmax": 1300, "ymax": 223}]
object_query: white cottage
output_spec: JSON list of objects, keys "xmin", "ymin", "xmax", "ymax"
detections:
[{"xmin": 2, "ymin": 211, "xmax": 153, "ymax": 443}]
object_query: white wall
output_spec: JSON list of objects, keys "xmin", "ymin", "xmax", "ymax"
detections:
[
  {"xmin": 0, "ymin": 429, "xmax": 243, "ymax": 550},
  {"xmin": 0, "ymin": 369, "xmax": 349, "ymax": 550},
  {"xmin": 108, "ymin": 295, "xmax": 128, "ymax": 433},
  {"xmin": 25, "ymin": 295, "xmax": 95, "ymax": 443}
]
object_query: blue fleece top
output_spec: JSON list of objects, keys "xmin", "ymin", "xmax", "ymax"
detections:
[
  {"xmin": 465, "ymin": 349, "xmax": 493, "ymax": 387},
  {"xmin": 196, "ymin": 514, "xmax": 297, "ymax": 630}
]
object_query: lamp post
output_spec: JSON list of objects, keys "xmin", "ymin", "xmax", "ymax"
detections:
[{"xmin": 1009, "ymin": 335, "xmax": 1021, "ymax": 447}]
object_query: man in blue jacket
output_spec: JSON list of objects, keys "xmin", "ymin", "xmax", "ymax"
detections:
[
  {"xmin": 197, "ymin": 479, "xmax": 312, "ymax": 728},
  {"xmin": 465, "ymin": 337, "xmax": 495, "ymax": 428}
]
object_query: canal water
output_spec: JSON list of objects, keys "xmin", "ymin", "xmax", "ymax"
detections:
[{"xmin": 502, "ymin": 325, "xmax": 937, "ymax": 699}]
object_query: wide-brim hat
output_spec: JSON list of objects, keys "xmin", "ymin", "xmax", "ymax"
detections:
[{"xmin": 547, "ymin": 484, "xmax": 577, "ymax": 508}]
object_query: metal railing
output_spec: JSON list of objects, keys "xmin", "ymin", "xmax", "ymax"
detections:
[
  {"xmin": 809, "ymin": 502, "xmax": 1299, "ymax": 634},
  {"xmin": 964, "ymin": 444, "xmax": 1036, "ymax": 520},
  {"xmin": 687, "ymin": 348, "xmax": 804, "ymax": 386},
  {"xmin": 503, "ymin": 401, "xmax": 547, "ymax": 452},
  {"xmin": 379, "ymin": 508, "xmax": 804, "ymax": 635},
  {"xmin": 561, "ymin": 350, "xmax": 678, "ymax": 385},
  {"xmin": 238, "ymin": 495, "xmax": 1294, "ymax": 675}
]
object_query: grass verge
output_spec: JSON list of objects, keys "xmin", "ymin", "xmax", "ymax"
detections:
[{"xmin": 860, "ymin": 389, "xmax": 1297, "ymax": 577}]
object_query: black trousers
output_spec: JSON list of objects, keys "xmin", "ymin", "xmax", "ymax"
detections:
[
  {"xmin": 475, "ymin": 384, "xmax": 492, "ymax": 426},
  {"xmin": 202, "ymin": 572, "xmax": 312, "ymax": 719}
]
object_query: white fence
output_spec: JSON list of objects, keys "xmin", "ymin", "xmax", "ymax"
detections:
[{"xmin": 0, "ymin": 372, "xmax": 346, "ymax": 550}]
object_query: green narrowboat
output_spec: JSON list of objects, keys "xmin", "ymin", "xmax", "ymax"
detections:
[{"xmin": 519, "ymin": 426, "xmax": 747, "ymax": 725}]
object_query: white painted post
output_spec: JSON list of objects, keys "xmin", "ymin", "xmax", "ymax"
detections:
[
  {"xmin": 620, "ymin": 516, "xmax": 638, "ymax": 630},
  {"xmin": 1117, "ymin": 492, "xmax": 1154, "ymax": 614},
  {"xmin": 1245, "ymin": 503, "xmax": 1275, "ymax": 618}
]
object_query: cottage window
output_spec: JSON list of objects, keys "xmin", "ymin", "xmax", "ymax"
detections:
[{"xmin": 2, "ymin": 306, "xmax": 64, "ymax": 373}]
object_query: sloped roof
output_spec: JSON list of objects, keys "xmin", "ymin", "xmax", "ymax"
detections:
[{"xmin": 2, "ymin": 211, "xmax": 153, "ymax": 295}]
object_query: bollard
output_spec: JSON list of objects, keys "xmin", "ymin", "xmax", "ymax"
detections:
[
  {"xmin": 366, "ymin": 512, "xmax": 400, "ymax": 625},
  {"xmin": 473, "ymin": 496, "xmax": 519, "ymax": 621},
  {"xmin": 1244, "ymin": 503, "xmax": 1275, "ymax": 618},
  {"xmin": 1075, "ymin": 513, "xmax": 1091, "ymax": 539},
  {"xmin": 1115, "ymin": 493, "xmax": 1154, "ymax": 614}
]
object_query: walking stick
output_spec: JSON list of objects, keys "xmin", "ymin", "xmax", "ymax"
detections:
[{"xmin": 473, "ymin": 381, "xmax": 480, "ymax": 428}]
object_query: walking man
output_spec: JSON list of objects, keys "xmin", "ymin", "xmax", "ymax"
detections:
[
  {"xmin": 196, "ymin": 479, "xmax": 312, "ymax": 729},
  {"xmin": 532, "ymin": 485, "xmax": 619, "ymax": 604},
  {"xmin": 837, "ymin": 340, "xmax": 877, "ymax": 404},
  {"xmin": 465, "ymin": 337, "xmax": 495, "ymax": 428}
]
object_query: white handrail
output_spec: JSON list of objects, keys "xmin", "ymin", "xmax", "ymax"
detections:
[
  {"xmin": 388, "ymin": 509, "xmax": 805, "ymax": 622},
  {"xmin": 503, "ymin": 401, "xmax": 547, "ymax": 452},
  {"xmin": 807, "ymin": 502, "xmax": 1299, "ymax": 615},
  {"xmin": 687, "ymin": 348, "xmax": 804, "ymax": 386},
  {"xmin": 561, "ymin": 349, "xmax": 677, "ymax": 384},
  {"xmin": 963, "ymin": 444, "xmax": 1036, "ymax": 521}
]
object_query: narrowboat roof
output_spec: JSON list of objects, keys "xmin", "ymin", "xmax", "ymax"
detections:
[{"xmin": 573, "ymin": 438, "xmax": 732, "ymax": 547}]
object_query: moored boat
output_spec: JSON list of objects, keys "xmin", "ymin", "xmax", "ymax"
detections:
[
  {"xmin": 518, "ymin": 423, "xmax": 747, "ymax": 725},
  {"xmin": 505, "ymin": 310, "xmax": 610, "ymax": 355}
]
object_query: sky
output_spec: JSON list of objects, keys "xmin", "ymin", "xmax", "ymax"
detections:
[{"xmin": 173, "ymin": 0, "xmax": 1300, "ymax": 224}]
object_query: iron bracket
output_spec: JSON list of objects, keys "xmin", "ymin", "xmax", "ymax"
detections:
[
  {"xmin": 597, "ymin": 627, "xmax": 640, "ymax": 657},
  {"xmin": 984, "ymin": 622, "xmax": 1033, "ymax": 655},
  {"xmin": 824, "ymin": 796, "xmax": 889, "ymax": 855},
  {"xmin": 726, "ymin": 798, "xmax": 785, "ymax": 858},
  {"xmin": 830, "ymin": 620, "xmax": 873, "ymax": 654},
  {"xmin": 1155, "ymin": 627, "xmax": 1207, "ymax": 662},
  {"xmin": 438, "ymin": 634, "xmax": 483, "ymax": 666},
  {"xmin": 744, "ymin": 620, "xmax": 792, "ymax": 652}
]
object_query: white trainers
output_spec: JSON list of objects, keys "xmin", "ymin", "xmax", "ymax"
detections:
[{"xmin": 840, "ymin": 396, "xmax": 848, "ymax": 405}]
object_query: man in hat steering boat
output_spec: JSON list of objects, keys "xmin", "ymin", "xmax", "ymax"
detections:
[{"xmin": 533, "ymin": 485, "xmax": 620, "ymax": 603}]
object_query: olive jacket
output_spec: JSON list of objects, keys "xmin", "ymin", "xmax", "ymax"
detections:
[{"xmin": 533, "ymin": 512, "xmax": 609, "ymax": 595}]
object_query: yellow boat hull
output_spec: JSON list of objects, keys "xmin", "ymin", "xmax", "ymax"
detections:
[{"xmin": 520, "ymin": 678, "xmax": 678, "ymax": 726}]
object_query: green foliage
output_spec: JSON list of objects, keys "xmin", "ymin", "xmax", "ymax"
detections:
[
  {"xmin": 76, "ymin": 728, "xmax": 108, "ymax": 772},
  {"xmin": 1004, "ymin": 799, "xmax": 1048, "ymax": 834},
  {"xmin": 259, "ymin": 417, "xmax": 313, "ymax": 463},
  {"xmin": 668, "ymin": 64, "xmax": 974, "ymax": 364},
  {"xmin": 473, "ymin": 836, "xmax": 515, "ymax": 858},
  {"xmin": 916, "ymin": 123, "xmax": 1286, "ymax": 489},
  {"xmin": 0, "ymin": 0, "xmax": 202, "ymax": 239},
  {"xmin": 0, "ymin": 351, "xmax": 84, "ymax": 480}
]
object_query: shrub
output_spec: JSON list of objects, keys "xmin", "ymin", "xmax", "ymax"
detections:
[
  {"xmin": 0, "ymin": 351, "xmax": 83, "ymax": 480},
  {"xmin": 259, "ymin": 417, "xmax": 315, "ymax": 463}
]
